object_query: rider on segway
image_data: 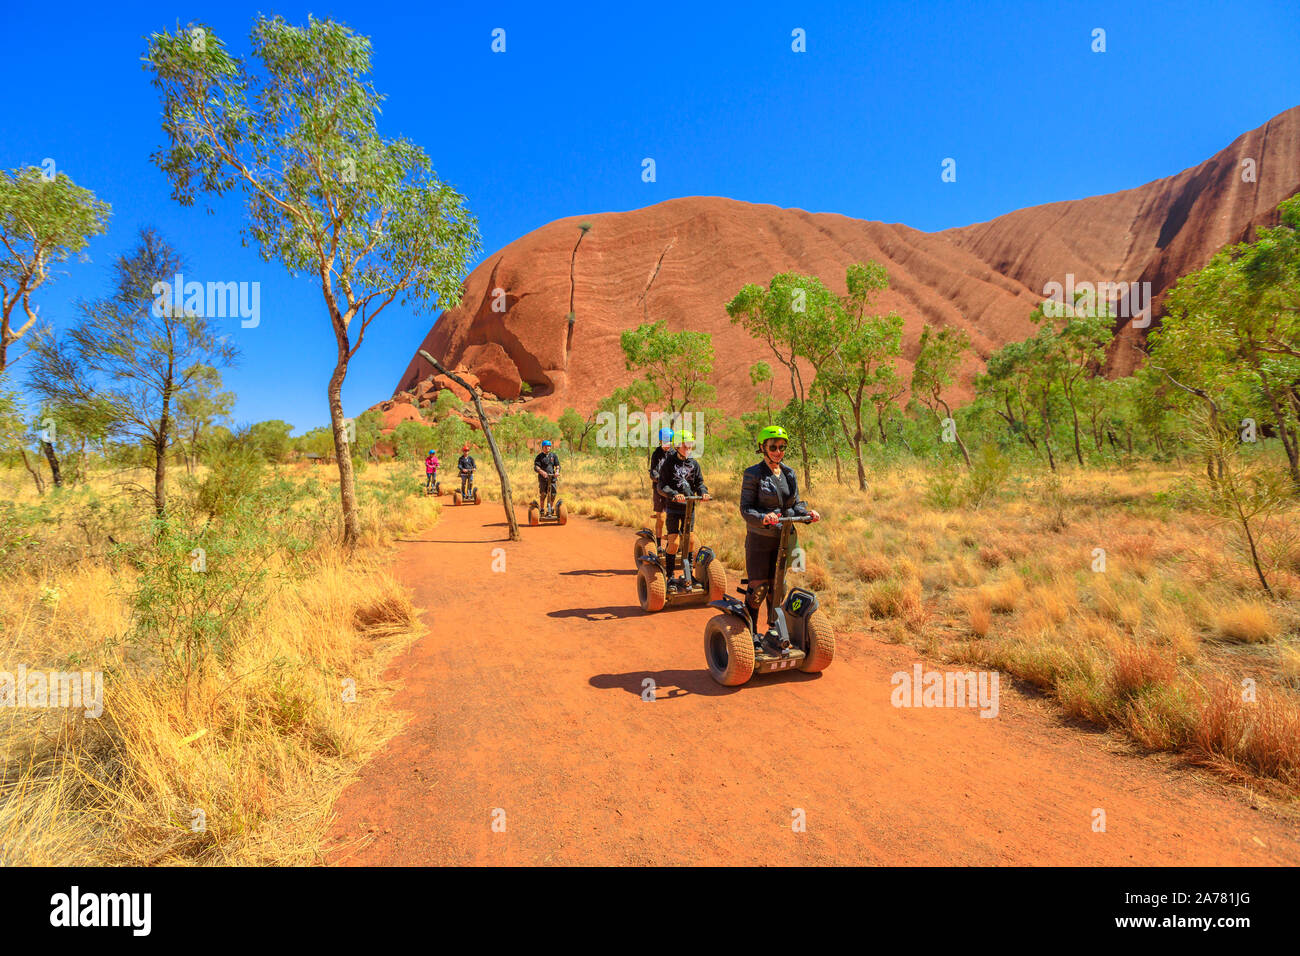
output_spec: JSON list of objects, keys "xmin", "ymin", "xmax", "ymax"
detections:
[
  {"xmin": 740, "ymin": 425, "xmax": 820, "ymax": 648},
  {"xmin": 656, "ymin": 430, "xmax": 711, "ymax": 590},
  {"xmin": 457, "ymin": 443, "xmax": 476, "ymax": 498},
  {"xmin": 533, "ymin": 439, "xmax": 560, "ymax": 516},
  {"xmin": 648, "ymin": 427, "xmax": 674, "ymax": 549},
  {"xmin": 424, "ymin": 449, "xmax": 439, "ymax": 494}
]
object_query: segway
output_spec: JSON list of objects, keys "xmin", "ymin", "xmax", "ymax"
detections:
[
  {"xmin": 424, "ymin": 471, "xmax": 441, "ymax": 497},
  {"xmin": 635, "ymin": 495, "xmax": 726, "ymax": 612},
  {"xmin": 451, "ymin": 467, "xmax": 482, "ymax": 506},
  {"xmin": 703, "ymin": 514, "xmax": 835, "ymax": 685},
  {"xmin": 528, "ymin": 471, "xmax": 567, "ymax": 526}
]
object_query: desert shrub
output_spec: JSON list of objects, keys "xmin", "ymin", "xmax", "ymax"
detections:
[{"xmin": 963, "ymin": 444, "xmax": 1011, "ymax": 507}]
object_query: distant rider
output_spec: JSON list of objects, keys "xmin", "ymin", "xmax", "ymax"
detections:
[
  {"xmin": 533, "ymin": 439, "xmax": 560, "ymax": 513},
  {"xmin": 656, "ymin": 430, "xmax": 710, "ymax": 588},
  {"xmin": 457, "ymin": 443, "xmax": 476, "ymax": 497},
  {"xmin": 648, "ymin": 427, "xmax": 674, "ymax": 549},
  {"xmin": 424, "ymin": 449, "xmax": 439, "ymax": 493},
  {"xmin": 739, "ymin": 425, "xmax": 820, "ymax": 648}
]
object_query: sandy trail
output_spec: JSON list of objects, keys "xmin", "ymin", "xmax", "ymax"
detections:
[{"xmin": 325, "ymin": 504, "xmax": 1299, "ymax": 865}]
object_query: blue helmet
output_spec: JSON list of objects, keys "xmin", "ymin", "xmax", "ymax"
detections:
[
  {"xmin": 427, "ymin": 450, "xmax": 435, "ymax": 455},
  {"xmin": 658, "ymin": 427, "xmax": 674, "ymax": 443},
  {"xmin": 542, "ymin": 439, "xmax": 552, "ymax": 448}
]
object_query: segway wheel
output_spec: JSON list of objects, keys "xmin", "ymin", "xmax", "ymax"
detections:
[
  {"xmin": 556, "ymin": 501, "xmax": 568, "ymax": 525},
  {"xmin": 799, "ymin": 609, "xmax": 836, "ymax": 673},
  {"xmin": 528, "ymin": 504, "xmax": 540, "ymax": 527},
  {"xmin": 472, "ymin": 488, "xmax": 482, "ymax": 505},
  {"xmin": 704, "ymin": 613, "xmax": 755, "ymax": 686},
  {"xmin": 435, "ymin": 482, "xmax": 441, "ymax": 497},
  {"xmin": 706, "ymin": 557, "xmax": 728, "ymax": 603},
  {"xmin": 452, "ymin": 491, "xmax": 462, "ymax": 506},
  {"xmin": 633, "ymin": 536, "xmax": 656, "ymax": 563},
  {"xmin": 636, "ymin": 564, "xmax": 667, "ymax": 613}
]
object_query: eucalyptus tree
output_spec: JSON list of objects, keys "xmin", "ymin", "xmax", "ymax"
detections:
[
  {"xmin": 0, "ymin": 167, "xmax": 110, "ymax": 372},
  {"xmin": 727, "ymin": 273, "xmax": 839, "ymax": 489},
  {"xmin": 911, "ymin": 323, "xmax": 973, "ymax": 467},
  {"xmin": 145, "ymin": 16, "xmax": 480, "ymax": 548},
  {"xmin": 817, "ymin": 261, "xmax": 904, "ymax": 490}
]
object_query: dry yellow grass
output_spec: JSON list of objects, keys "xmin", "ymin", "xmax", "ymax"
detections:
[
  {"xmin": 1213, "ymin": 601, "xmax": 1281, "ymax": 644},
  {"xmin": 0, "ymin": 461, "xmax": 437, "ymax": 865}
]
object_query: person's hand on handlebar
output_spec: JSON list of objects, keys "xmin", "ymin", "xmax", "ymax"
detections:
[
  {"xmin": 809, "ymin": 509, "xmax": 821, "ymax": 523},
  {"xmin": 701, "ymin": 493, "xmax": 712, "ymax": 501},
  {"xmin": 763, "ymin": 511, "xmax": 780, "ymax": 526},
  {"xmin": 674, "ymin": 493, "xmax": 686, "ymax": 503}
]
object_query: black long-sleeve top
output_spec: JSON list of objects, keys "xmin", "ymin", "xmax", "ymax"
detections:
[
  {"xmin": 739, "ymin": 460, "xmax": 809, "ymax": 539},
  {"xmin": 657, "ymin": 453, "xmax": 708, "ymax": 514}
]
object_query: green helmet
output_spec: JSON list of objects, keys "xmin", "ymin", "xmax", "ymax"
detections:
[
  {"xmin": 757, "ymin": 425, "xmax": 789, "ymax": 445},
  {"xmin": 676, "ymin": 430, "xmax": 696, "ymax": 445}
]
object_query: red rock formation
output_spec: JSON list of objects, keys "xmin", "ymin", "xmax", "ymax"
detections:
[{"xmin": 396, "ymin": 106, "xmax": 1300, "ymax": 416}]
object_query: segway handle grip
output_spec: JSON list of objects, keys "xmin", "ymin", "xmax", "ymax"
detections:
[{"xmin": 780, "ymin": 515, "xmax": 815, "ymax": 524}]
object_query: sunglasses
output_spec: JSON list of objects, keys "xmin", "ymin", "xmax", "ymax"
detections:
[{"xmin": 767, "ymin": 443, "xmax": 788, "ymax": 451}]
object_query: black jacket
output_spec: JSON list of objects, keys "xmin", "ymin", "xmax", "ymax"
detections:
[
  {"xmin": 649, "ymin": 445, "xmax": 671, "ymax": 482},
  {"xmin": 740, "ymin": 461, "xmax": 808, "ymax": 538},
  {"xmin": 457, "ymin": 454, "xmax": 475, "ymax": 473},
  {"xmin": 656, "ymin": 453, "xmax": 708, "ymax": 513}
]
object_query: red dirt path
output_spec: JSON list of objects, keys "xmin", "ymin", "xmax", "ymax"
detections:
[{"xmin": 324, "ymin": 505, "xmax": 1300, "ymax": 865}]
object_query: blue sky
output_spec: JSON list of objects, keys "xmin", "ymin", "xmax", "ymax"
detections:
[{"xmin": 2, "ymin": 0, "xmax": 1297, "ymax": 432}]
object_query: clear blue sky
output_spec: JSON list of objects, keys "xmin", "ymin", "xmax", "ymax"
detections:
[{"xmin": 2, "ymin": 0, "xmax": 1297, "ymax": 433}]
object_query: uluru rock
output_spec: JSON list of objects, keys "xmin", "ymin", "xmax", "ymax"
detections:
[{"xmin": 397, "ymin": 106, "xmax": 1300, "ymax": 416}]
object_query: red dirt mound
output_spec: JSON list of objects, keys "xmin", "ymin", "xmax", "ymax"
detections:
[{"xmin": 396, "ymin": 106, "xmax": 1300, "ymax": 417}]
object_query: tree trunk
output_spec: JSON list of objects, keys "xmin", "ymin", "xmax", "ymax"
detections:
[
  {"xmin": 938, "ymin": 398, "xmax": 972, "ymax": 467},
  {"xmin": 19, "ymin": 445, "xmax": 45, "ymax": 495},
  {"xmin": 328, "ymin": 358, "xmax": 362, "ymax": 550},
  {"xmin": 852, "ymin": 404, "xmax": 867, "ymax": 491},
  {"xmin": 41, "ymin": 440, "xmax": 63, "ymax": 487},
  {"xmin": 420, "ymin": 349, "xmax": 519, "ymax": 541}
]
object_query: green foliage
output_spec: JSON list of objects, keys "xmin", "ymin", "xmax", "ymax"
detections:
[
  {"xmin": 620, "ymin": 320, "xmax": 716, "ymax": 413},
  {"xmin": 390, "ymin": 419, "xmax": 437, "ymax": 461},
  {"xmin": 194, "ymin": 444, "xmax": 267, "ymax": 518},
  {"xmin": 129, "ymin": 473, "xmax": 323, "ymax": 694},
  {"xmin": 0, "ymin": 166, "xmax": 111, "ymax": 369},
  {"xmin": 245, "ymin": 420, "xmax": 294, "ymax": 462}
]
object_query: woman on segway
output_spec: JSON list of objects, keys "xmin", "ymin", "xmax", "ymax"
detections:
[
  {"xmin": 739, "ymin": 425, "xmax": 820, "ymax": 648},
  {"xmin": 424, "ymin": 449, "xmax": 439, "ymax": 494},
  {"xmin": 656, "ymin": 430, "xmax": 711, "ymax": 589}
]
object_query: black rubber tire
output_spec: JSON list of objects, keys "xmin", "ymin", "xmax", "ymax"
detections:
[
  {"xmin": 634, "ymin": 535, "xmax": 656, "ymax": 564},
  {"xmin": 707, "ymin": 558, "xmax": 728, "ymax": 603},
  {"xmin": 473, "ymin": 488, "xmax": 482, "ymax": 505},
  {"xmin": 800, "ymin": 609, "xmax": 836, "ymax": 673},
  {"xmin": 451, "ymin": 491, "xmax": 461, "ymax": 506},
  {"xmin": 704, "ymin": 613, "xmax": 755, "ymax": 686},
  {"xmin": 637, "ymin": 564, "xmax": 667, "ymax": 612},
  {"xmin": 556, "ymin": 501, "xmax": 568, "ymax": 525},
  {"xmin": 528, "ymin": 505, "xmax": 540, "ymax": 527}
]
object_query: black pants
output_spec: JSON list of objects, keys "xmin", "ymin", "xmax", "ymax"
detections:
[
  {"xmin": 665, "ymin": 510, "xmax": 695, "ymax": 536},
  {"xmin": 744, "ymin": 531, "xmax": 787, "ymax": 629},
  {"xmin": 537, "ymin": 475, "xmax": 556, "ymax": 502}
]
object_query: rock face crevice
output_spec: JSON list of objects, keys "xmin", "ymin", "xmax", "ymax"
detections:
[{"xmin": 398, "ymin": 106, "xmax": 1300, "ymax": 416}]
